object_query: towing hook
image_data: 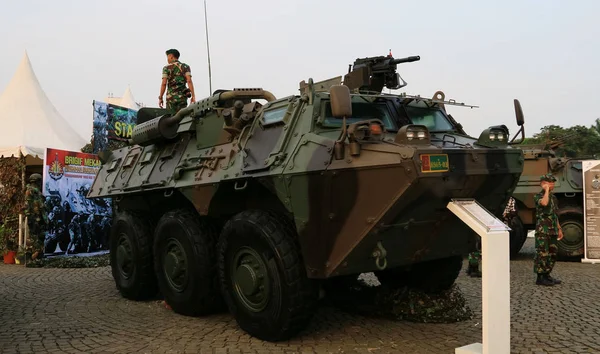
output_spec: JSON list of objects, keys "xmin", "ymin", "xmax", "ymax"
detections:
[{"xmin": 372, "ymin": 241, "xmax": 388, "ymax": 270}]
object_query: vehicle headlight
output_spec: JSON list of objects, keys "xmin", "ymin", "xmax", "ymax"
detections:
[
  {"xmin": 476, "ymin": 125, "xmax": 510, "ymax": 147},
  {"xmin": 395, "ymin": 124, "xmax": 430, "ymax": 145}
]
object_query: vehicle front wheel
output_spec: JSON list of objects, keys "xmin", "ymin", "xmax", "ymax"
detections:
[
  {"xmin": 557, "ymin": 206, "xmax": 584, "ymax": 260},
  {"xmin": 509, "ymin": 215, "xmax": 527, "ymax": 259},
  {"xmin": 109, "ymin": 211, "xmax": 158, "ymax": 300},
  {"xmin": 217, "ymin": 210, "xmax": 319, "ymax": 342}
]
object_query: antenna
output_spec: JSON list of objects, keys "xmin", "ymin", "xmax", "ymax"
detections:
[{"xmin": 203, "ymin": 0, "xmax": 212, "ymax": 94}]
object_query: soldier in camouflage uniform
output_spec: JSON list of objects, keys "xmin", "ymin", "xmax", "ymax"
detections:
[
  {"xmin": 158, "ymin": 49, "xmax": 196, "ymax": 113},
  {"xmin": 466, "ymin": 242, "xmax": 481, "ymax": 278},
  {"xmin": 533, "ymin": 173, "xmax": 563, "ymax": 286},
  {"xmin": 24, "ymin": 174, "xmax": 48, "ymax": 256}
]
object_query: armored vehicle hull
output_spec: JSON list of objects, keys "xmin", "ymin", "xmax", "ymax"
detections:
[{"xmin": 88, "ymin": 55, "xmax": 525, "ymax": 341}]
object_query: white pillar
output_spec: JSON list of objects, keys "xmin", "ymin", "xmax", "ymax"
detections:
[
  {"xmin": 18, "ymin": 214, "xmax": 23, "ymax": 248},
  {"xmin": 447, "ymin": 200, "xmax": 511, "ymax": 354}
]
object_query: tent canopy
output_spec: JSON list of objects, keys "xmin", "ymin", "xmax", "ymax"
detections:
[{"xmin": 0, "ymin": 52, "xmax": 86, "ymax": 160}]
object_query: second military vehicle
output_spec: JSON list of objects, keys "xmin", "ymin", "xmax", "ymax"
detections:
[
  {"xmin": 510, "ymin": 138, "xmax": 591, "ymax": 260},
  {"xmin": 88, "ymin": 54, "xmax": 525, "ymax": 341}
]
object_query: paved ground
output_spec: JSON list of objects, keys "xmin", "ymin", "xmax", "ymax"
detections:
[{"xmin": 1, "ymin": 238, "xmax": 599, "ymax": 354}]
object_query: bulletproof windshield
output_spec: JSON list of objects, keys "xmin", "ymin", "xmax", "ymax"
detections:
[
  {"xmin": 322, "ymin": 101, "xmax": 396, "ymax": 131},
  {"xmin": 404, "ymin": 106, "xmax": 454, "ymax": 132}
]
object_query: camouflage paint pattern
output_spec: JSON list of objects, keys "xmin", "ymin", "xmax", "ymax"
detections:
[{"xmin": 88, "ymin": 60, "xmax": 525, "ymax": 280}]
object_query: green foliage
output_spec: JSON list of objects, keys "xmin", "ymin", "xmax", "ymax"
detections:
[
  {"xmin": 0, "ymin": 156, "xmax": 25, "ymax": 252},
  {"xmin": 0, "ymin": 223, "xmax": 17, "ymax": 252},
  {"xmin": 522, "ymin": 124, "xmax": 600, "ymax": 158},
  {"xmin": 26, "ymin": 253, "xmax": 110, "ymax": 268}
]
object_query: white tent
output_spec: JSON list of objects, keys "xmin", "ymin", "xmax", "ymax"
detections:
[
  {"xmin": 0, "ymin": 51, "xmax": 86, "ymax": 160},
  {"xmin": 105, "ymin": 86, "xmax": 142, "ymax": 110}
]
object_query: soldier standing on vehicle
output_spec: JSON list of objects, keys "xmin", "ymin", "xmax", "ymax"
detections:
[
  {"xmin": 24, "ymin": 174, "xmax": 47, "ymax": 258},
  {"xmin": 158, "ymin": 49, "xmax": 196, "ymax": 112},
  {"xmin": 534, "ymin": 173, "xmax": 563, "ymax": 286}
]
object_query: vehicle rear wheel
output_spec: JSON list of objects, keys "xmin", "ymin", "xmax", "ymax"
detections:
[
  {"xmin": 217, "ymin": 210, "xmax": 319, "ymax": 342},
  {"xmin": 509, "ymin": 215, "xmax": 527, "ymax": 259},
  {"xmin": 109, "ymin": 211, "xmax": 158, "ymax": 300},
  {"xmin": 376, "ymin": 256, "xmax": 463, "ymax": 294},
  {"xmin": 557, "ymin": 206, "xmax": 584, "ymax": 260},
  {"xmin": 153, "ymin": 209, "xmax": 223, "ymax": 316}
]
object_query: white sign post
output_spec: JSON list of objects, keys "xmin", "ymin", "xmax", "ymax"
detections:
[
  {"xmin": 447, "ymin": 199, "xmax": 511, "ymax": 354},
  {"xmin": 582, "ymin": 160, "xmax": 600, "ymax": 264}
]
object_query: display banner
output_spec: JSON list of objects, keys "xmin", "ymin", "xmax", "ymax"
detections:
[
  {"xmin": 92, "ymin": 100, "xmax": 138, "ymax": 153},
  {"xmin": 582, "ymin": 160, "xmax": 600, "ymax": 263},
  {"xmin": 42, "ymin": 148, "xmax": 112, "ymax": 256}
]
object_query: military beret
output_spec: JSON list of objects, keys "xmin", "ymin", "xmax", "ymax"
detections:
[{"xmin": 540, "ymin": 173, "xmax": 557, "ymax": 182}]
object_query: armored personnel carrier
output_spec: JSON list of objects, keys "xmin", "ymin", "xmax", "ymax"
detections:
[
  {"xmin": 88, "ymin": 54, "xmax": 525, "ymax": 341},
  {"xmin": 510, "ymin": 138, "xmax": 590, "ymax": 259}
]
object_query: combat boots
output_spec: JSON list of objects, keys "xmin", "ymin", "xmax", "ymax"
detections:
[
  {"xmin": 536, "ymin": 274, "xmax": 555, "ymax": 286},
  {"xmin": 547, "ymin": 274, "xmax": 562, "ymax": 284},
  {"xmin": 466, "ymin": 264, "xmax": 481, "ymax": 278}
]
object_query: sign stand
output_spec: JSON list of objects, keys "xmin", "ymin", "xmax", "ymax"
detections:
[
  {"xmin": 582, "ymin": 160, "xmax": 600, "ymax": 264},
  {"xmin": 447, "ymin": 199, "xmax": 511, "ymax": 354}
]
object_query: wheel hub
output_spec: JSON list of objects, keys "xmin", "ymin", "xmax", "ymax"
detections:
[
  {"xmin": 235, "ymin": 264, "xmax": 259, "ymax": 296},
  {"xmin": 562, "ymin": 222, "xmax": 583, "ymax": 245},
  {"xmin": 163, "ymin": 239, "xmax": 188, "ymax": 292},
  {"xmin": 116, "ymin": 234, "xmax": 133, "ymax": 279},
  {"xmin": 231, "ymin": 247, "xmax": 269, "ymax": 312}
]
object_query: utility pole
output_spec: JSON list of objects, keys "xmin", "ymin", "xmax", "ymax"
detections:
[{"xmin": 204, "ymin": 0, "xmax": 212, "ymax": 95}]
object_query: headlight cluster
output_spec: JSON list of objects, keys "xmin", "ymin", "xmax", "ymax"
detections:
[
  {"xmin": 395, "ymin": 124, "xmax": 430, "ymax": 145},
  {"xmin": 476, "ymin": 125, "xmax": 510, "ymax": 147},
  {"xmin": 488, "ymin": 130, "xmax": 507, "ymax": 142}
]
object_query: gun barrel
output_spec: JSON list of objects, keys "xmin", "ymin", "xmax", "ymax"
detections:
[{"xmin": 390, "ymin": 55, "xmax": 421, "ymax": 64}]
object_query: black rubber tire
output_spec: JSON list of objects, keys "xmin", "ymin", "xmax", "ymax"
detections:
[
  {"xmin": 153, "ymin": 209, "xmax": 223, "ymax": 316},
  {"xmin": 109, "ymin": 211, "xmax": 158, "ymax": 300},
  {"xmin": 217, "ymin": 209, "xmax": 319, "ymax": 342},
  {"xmin": 509, "ymin": 216, "xmax": 527, "ymax": 259},
  {"xmin": 556, "ymin": 206, "xmax": 585, "ymax": 260},
  {"xmin": 377, "ymin": 256, "xmax": 463, "ymax": 294}
]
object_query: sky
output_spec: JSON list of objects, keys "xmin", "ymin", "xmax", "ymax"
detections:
[{"xmin": 1, "ymin": 0, "xmax": 599, "ymax": 143}]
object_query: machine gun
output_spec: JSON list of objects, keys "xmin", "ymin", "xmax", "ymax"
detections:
[{"xmin": 343, "ymin": 55, "xmax": 420, "ymax": 94}]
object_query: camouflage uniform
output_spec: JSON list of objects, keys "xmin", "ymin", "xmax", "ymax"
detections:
[
  {"xmin": 24, "ymin": 174, "xmax": 47, "ymax": 254},
  {"xmin": 162, "ymin": 60, "xmax": 192, "ymax": 112},
  {"xmin": 533, "ymin": 174, "xmax": 561, "ymax": 286},
  {"xmin": 466, "ymin": 247, "xmax": 481, "ymax": 277}
]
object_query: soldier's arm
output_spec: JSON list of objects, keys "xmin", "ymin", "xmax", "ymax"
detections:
[
  {"xmin": 184, "ymin": 64, "xmax": 195, "ymax": 102},
  {"xmin": 159, "ymin": 66, "xmax": 168, "ymax": 106},
  {"xmin": 539, "ymin": 188, "xmax": 550, "ymax": 206}
]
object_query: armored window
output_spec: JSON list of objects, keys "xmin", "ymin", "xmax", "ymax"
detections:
[
  {"xmin": 404, "ymin": 106, "xmax": 454, "ymax": 132},
  {"xmin": 322, "ymin": 101, "xmax": 396, "ymax": 130},
  {"xmin": 262, "ymin": 107, "xmax": 288, "ymax": 126}
]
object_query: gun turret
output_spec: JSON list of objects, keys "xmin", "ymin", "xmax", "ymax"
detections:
[{"xmin": 343, "ymin": 55, "xmax": 420, "ymax": 94}]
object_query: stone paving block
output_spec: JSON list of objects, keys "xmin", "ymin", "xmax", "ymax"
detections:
[{"xmin": 0, "ymin": 239, "xmax": 599, "ymax": 353}]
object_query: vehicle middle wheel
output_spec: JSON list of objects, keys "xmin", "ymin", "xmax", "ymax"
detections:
[
  {"xmin": 153, "ymin": 209, "xmax": 222, "ymax": 316},
  {"xmin": 217, "ymin": 210, "xmax": 319, "ymax": 342}
]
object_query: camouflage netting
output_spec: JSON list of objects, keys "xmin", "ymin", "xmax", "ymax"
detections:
[
  {"xmin": 0, "ymin": 156, "xmax": 26, "ymax": 251},
  {"xmin": 326, "ymin": 274, "xmax": 473, "ymax": 323},
  {"xmin": 26, "ymin": 253, "xmax": 110, "ymax": 268}
]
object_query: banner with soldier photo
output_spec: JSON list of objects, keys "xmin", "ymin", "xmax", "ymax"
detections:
[
  {"xmin": 42, "ymin": 148, "xmax": 112, "ymax": 256},
  {"xmin": 92, "ymin": 100, "xmax": 138, "ymax": 154}
]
